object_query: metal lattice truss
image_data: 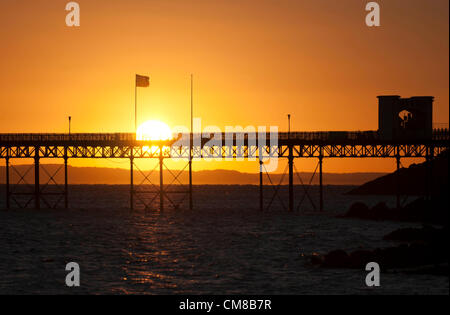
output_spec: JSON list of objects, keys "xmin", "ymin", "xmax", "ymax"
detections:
[
  {"xmin": 6, "ymin": 162, "xmax": 66, "ymax": 209},
  {"xmin": 0, "ymin": 143, "xmax": 446, "ymax": 159},
  {"xmin": 132, "ymin": 159, "xmax": 190, "ymax": 211},
  {"xmin": 261, "ymin": 160, "xmax": 322, "ymax": 213},
  {"xmin": 8, "ymin": 163, "xmax": 35, "ymax": 208}
]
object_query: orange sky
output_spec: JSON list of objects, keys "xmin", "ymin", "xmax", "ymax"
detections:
[{"xmin": 0, "ymin": 0, "xmax": 448, "ymax": 174}]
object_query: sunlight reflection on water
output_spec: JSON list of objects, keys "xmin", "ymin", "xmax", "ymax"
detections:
[{"xmin": 0, "ymin": 185, "xmax": 447, "ymax": 294}]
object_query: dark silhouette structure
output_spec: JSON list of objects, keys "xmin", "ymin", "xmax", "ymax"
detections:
[
  {"xmin": 378, "ymin": 95, "xmax": 433, "ymax": 141},
  {"xmin": 0, "ymin": 96, "xmax": 448, "ymax": 212}
]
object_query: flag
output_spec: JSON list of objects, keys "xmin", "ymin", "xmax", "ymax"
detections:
[{"xmin": 136, "ymin": 74, "xmax": 149, "ymax": 87}]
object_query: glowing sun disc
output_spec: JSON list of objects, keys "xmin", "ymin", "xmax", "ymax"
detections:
[{"xmin": 136, "ymin": 120, "xmax": 173, "ymax": 141}]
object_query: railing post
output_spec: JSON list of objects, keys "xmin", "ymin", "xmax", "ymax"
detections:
[{"xmin": 34, "ymin": 146, "xmax": 40, "ymax": 210}]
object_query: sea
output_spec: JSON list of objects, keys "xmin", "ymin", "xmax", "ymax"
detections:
[{"xmin": 0, "ymin": 185, "xmax": 448, "ymax": 294}]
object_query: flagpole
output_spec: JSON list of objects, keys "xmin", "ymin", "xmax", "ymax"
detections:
[{"xmin": 190, "ymin": 74, "xmax": 193, "ymax": 136}]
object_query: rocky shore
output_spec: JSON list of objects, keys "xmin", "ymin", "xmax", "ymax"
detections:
[
  {"xmin": 339, "ymin": 197, "xmax": 448, "ymax": 224},
  {"xmin": 310, "ymin": 225, "xmax": 448, "ymax": 276}
]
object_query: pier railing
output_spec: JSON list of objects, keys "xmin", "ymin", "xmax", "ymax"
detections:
[
  {"xmin": 1, "ymin": 129, "xmax": 448, "ymax": 144},
  {"xmin": 0, "ymin": 133, "xmax": 137, "ymax": 142}
]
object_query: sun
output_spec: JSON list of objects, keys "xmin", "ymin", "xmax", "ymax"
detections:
[{"xmin": 136, "ymin": 120, "xmax": 173, "ymax": 141}]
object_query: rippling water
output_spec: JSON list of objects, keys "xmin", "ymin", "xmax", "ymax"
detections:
[{"xmin": 0, "ymin": 185, "xmax": 448, "ymax": 294}]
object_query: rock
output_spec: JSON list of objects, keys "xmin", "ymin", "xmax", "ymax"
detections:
[
  {"xmin": 371, "ymin": 202, "xmax": 391, "ymax": 219},
  {"xmin": 383, "ymin": 226, "xmax": 448, "ymax": 244},
  {"xmin": 310, "ymin": 253, "xmax": 324, "ymax": 266},
  {"xmin": 383, "ymin": 227, "xmax": 425, "ymax": 242},
  {"xmin": 344, "ymin": 202, "xmax": 370, "ymax": 219},
  {"xmin": 322, "ymin": 250, "xmax": 350, "ymax": 268},
  {"xmin": 315, "ymin": 242, "xmax": 448, "ymax": 274},
  {"xmin": 348, "ymin": 250, "xmax": 375, "ymax": 268}
]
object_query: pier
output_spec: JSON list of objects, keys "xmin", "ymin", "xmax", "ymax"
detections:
[
  {"xmin": 1, "ymin": 93, "xmax": 449, "ymax": 212},
  {"xmin": 1, "ymin": 129, "xmax": 448, "ymax": 212}
]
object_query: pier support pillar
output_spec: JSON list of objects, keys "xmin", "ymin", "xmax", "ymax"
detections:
[
  {"xmin": 189, "ymin": 136, "xmax": 193, "ymax": 210},
  {"xmin": 34, "ymin": 147, "xmax": 40, "ymax": 209},
  {"xmin": 159, "ymin": 148, "xmax": 164, "ymax": 212},
  {"xmin": 288, "ymin": 146, "xmax": 294, "ymax": 212},
  {"xmin": 130, "ymin": 157, "xmax": 134, "ymax": 211},
  {"xmin": 319, "ymin": 154, "xmax": 324, "ymax": 212},
  {"xmin": 259, "ymin": 159, "xmax": 263, "ymax": 212},
  {"xmin": 5, "ymin": 156, "xmax": 10, "ymax": 210},
  {"xmin": 396, "ymin": 154, "xmax": 401, "ymax": 210},
  {"xmin": 64, "ymin": 150, "xmax": 69, "ymax": 209},
  {"xmin": 189, "ymin": 159, "xmax": 193, "ymax": 210},
  {"xmin": 426, "ymin": 146, "xmax": 434, "ymax": 201}
]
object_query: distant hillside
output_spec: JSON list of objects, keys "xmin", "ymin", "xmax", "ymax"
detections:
[
  {"xmin": 0, "ymin": 165, "xmax": 385, "ymax": 185},
  {"xmin": 348, "ymin": 151, "xmax": 449, "ymax": 195}
]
